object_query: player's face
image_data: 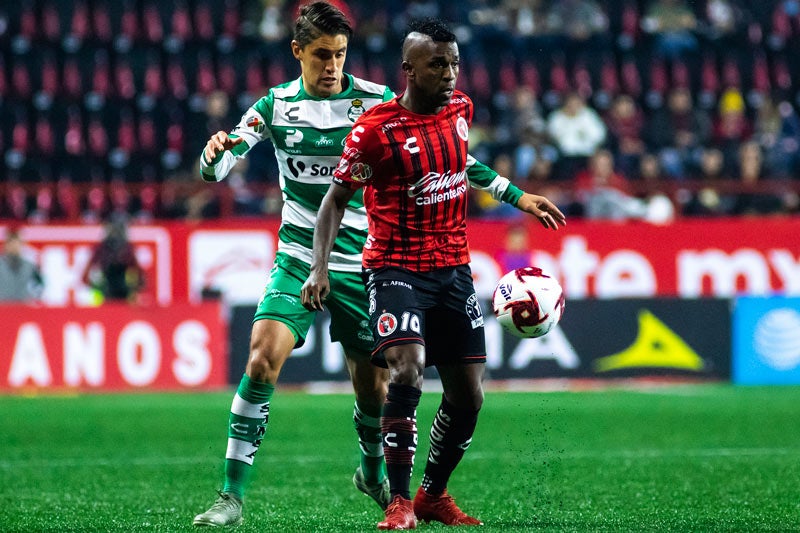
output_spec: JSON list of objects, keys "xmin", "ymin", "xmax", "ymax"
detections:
[
  {"xmin": 408, "ymin": 41, "xmax": 459, "ymax": 109},
  {"xmin": 292, "ymin": 34, "xmax": 348, "ymax": 98}
]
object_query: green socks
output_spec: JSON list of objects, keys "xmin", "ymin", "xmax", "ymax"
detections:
[
  {"xmin": 354, "ymin": 402, "xmax": 386, "ymax": 484},
  {"xmin": 223, "ymin": 374, "xmax": 274, "ymax": 499}
]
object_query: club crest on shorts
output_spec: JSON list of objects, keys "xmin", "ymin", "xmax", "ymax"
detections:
[
  {"xmin": 377, "ymin": 312, "xmax": 397, "ymax": 337},
  {"xmin": 466, "ymin": 293, "xmax": 484, "ymax": 328}
]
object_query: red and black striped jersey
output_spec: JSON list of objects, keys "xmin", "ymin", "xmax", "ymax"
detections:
[{"xmin": 333, "ymin": 91, "xmax": 474, "ymax": 271}]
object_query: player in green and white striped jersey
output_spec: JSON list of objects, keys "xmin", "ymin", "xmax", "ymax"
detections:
[{"xmin": 193, "ymin": 3, "xmax": 392, "ymax": 527}]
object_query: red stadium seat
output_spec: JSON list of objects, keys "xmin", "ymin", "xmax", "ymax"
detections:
[
  {"xmin": 722, "ymin": 56, "xmax": 742, "ymax": 89},
  {"xmin": 93, "ymin": 2, "xmax": 113, "ymax": 43},
  {"xmin": 91, "ymin": 52, "xmax": 112, "ymax": 98},
  {"xmin": 144, "ymin": 58, "xmax": 164, "ymax": 98},
  {"xmin": 171, "ymin": 1, "xmax": 193, "ymax": 42},
  {"xmin": 19, "ymin": 5, "xmax": 37, "ymax": 40},
  {"xmin": 41, "ymin": 2, "xmax": 61, "ymax": 42},
  {"xmin": 12, "ymin": 62, "xmax": 32, "ymax": 100},
  {"xmin": 217, "ymin": 61, "xmax": 238, "ymax": 95},
  {"xmin": 35, "ymin": 117, "xmax": 56, "ymax": 157},
  {"xmin": 167, "ymin": 59, "xmax": 189, "ymax": 100},
  {"xmin": 499, "ymin": 61, "xmax": 518, "ymax": 94},
  {"xmin": 620, "ymin": 58, "xmax": 641, "ymax": 97},
  {"xmin": 40, "ymin": 56, "xmax": 59, "ymax": 97},
  {"xmin": 143, "ymin": 3, "xmax": 165, "ymax": 43},
  {"xmin": 195, "ymin": 54, "xmax": 217, "ymax": 95},
  {"xmin": 573, "ymin": 61, "xmax": 593, "ymax": 99},
  {"xmin": 751, "ymin": 52, "xmax": 771, "ymax": 94},
  {"xmin": 88, "ymin": 118, "xmax": 109, "ymax": 159},
  {"xmin": 69, "ymin": 2, "xmax": 91, "ymax": 42},
  {"xmin": 56, "ymin": 177, "xmax": 81, "ymax": 221},
  {"xmin": 520, "ymin": 61, "xmax": 541, "ymax": 94},
  {"xmin": 671, "ymin": 60, "xmax": 690, "ymax": 89},
  {"xmin": 62, "ymin": 58, "xmax": 83, "ymax": 99},
  {"xmin": 114, "ymin": 59, "xmax": 136, "ymax": 100},
  {"xmin": 194, "ymin": 2, "xmax": 216, "ymax": 41}
]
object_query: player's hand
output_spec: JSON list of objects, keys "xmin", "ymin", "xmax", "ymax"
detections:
[
  {"xmin": 517, "ymin": 193, "xmax": 567, "ymax": 230},
  {"xmin": 203, "ymin": 131, "xmax": 244, "ymax": 165},
  {"xmin": 301, "ymin": 271, "xmax": 330, "ymax": 312}
]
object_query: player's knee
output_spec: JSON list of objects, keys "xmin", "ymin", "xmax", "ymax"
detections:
[{"xmin": 246, "ymin": 342, "xmax": 286, "ymax": 383}]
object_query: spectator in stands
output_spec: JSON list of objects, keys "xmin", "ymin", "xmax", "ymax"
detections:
[
  {"xmin": 605, "ymin": 94, "xmax": 647, "ymax": 177},
  {"xmin": 732, "ymin": 140, "xmax": 796, "ymax": 215},
  {"xmin": 576, "ymin": 150, "xmax": 675, "ymax": 223},
  {"xmin": 574, "ymin": 149, "xmax": 645, "ymax": 220},
  {"xmin": 713, "ymin": 88, "xmax": 753, "ymax": 176},
  {"xmin": 495, "ymin": 224, "xmax": 532, "ymax": 273},
  {"xmin": 754, "ymin": 97, "xmax": 800, "ymax": 179},
  {"xmin": 0, "ymin": 229, "xmax": 44, "ymax": 303},
  {"xmin": 683, "ymin": 147, "xmax": 735, "ymax": 216},
  {"xmin": 81, "ymin": 215, "xmax": 144, "ymax": 304},
  {"xmin": 546, "ymin": 92, "xmax": 607, "ymax": 180},
  {"xmin": 641, "ymin": 0, "xmax": 699, "ymax": 59},
  {"xmin": 544, "ymin": 0, "xmax": 609, "ymax": 58},
  {"xmin": 645, "ymin": 87, "xmax": 712, "ymax": 179}
]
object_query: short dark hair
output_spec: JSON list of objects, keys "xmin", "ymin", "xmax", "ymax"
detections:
[
  {"xmin": 405, "ymin": 18, "xmax": 456, "ymax": 43},
  {"xmin": 294, "ymin": 1, "xmax": 353, "ymax": 48}
]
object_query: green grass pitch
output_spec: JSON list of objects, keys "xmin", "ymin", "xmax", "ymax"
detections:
[{"xmin": 1, "ymin": 384, "xmax": 799, "ymax": 532}]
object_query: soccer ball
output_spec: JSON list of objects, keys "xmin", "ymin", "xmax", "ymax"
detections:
[{"xmin": 492, "ymin": 267, "xmax": 565, "ymax": 338}]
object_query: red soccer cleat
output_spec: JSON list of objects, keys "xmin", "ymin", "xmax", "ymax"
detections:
[
  {"xmin": 412, "ymin": 487, "xmax": 483, "ymax": 526},
  {"xmin": 377, "ymin": 495, "xmax": 417, "ymax": 530}
]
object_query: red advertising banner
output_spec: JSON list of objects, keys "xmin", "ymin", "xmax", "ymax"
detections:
[
  {"xmin": 0, "ymin": 302, "xmax": 228, "ymax": 391},
  {"xmin": 2, "ymin": 217, "xmax": 798, "ymax": 305}
]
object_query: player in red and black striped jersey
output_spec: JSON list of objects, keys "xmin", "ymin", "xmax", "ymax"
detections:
[{"xmin": 303, "ymin": 17, "xmax": 565, "ymax": 530}]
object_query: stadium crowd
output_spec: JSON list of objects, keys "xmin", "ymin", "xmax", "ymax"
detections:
[{"xmin": 1, "ymin": 0, "xmax": 799, "ymax": 222}]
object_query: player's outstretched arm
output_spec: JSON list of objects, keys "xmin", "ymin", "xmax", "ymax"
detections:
[
  {"xmin": 202, "ymin": 131, "xmax": 244, "ymax": 166},
  {"xmin": 301, "ymin": 182, "xmax": 357, "ymax": 312},
  {"xmin": 516, "ymin": 193, "xmax": 567, "ymax": 230}
]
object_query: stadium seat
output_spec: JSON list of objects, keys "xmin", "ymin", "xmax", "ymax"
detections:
[
  {"xmin": 520, "ymin": 61, "xmax": 541, "ymax": 94},
  {"xmin": 62, "ymin": 58, "xmax": 83, "ymax": 99},
  {"xmin": 93, "ymin": 1, "xmax": 113, "ymax": 43},
  {"xmin": 620, "ymin": 57, "xmax": 641, "ymax": 98},
  {"xmin": 143, "ymin": 3, "xmax": 165, "ymax": 44},
  {"xmin": 68, "ymin": 2, "xmax": 91, "ymax": 42},
  {"xmin": 35, "ymin": 116, "xmax": 56, "ymax": 157},
  {"xmin": 12, "ymin": 61, "xmax": 32, "ymax": 100},
  {"xmin": 167, "ymin": 58, "xmax": 189, "ymax": 100},
  {"xmin": 499, "ymin": 61, "xmax": 518, "ymax": 95},
  {"xmin": 41, "ymin": 2, "xmax": 61, "ymax": 42},
  {"xmin": 170, "ymin": 1, "xmax": 193, "ymax": 42},
  {"xmin": 194, "ymin": 2, "xmax": 216, "ymax": 41},
  {"xmin": 88, "ymin": 117, "xmax": 109, "ymax": 159},
  {"xmin": 144, "ymin": 57, "xmax": 164, "ymax": 98},
  {"xmin": 114, "ymin": 59, "xmax": 136, "ymax": 100},
  {"xmin": 56, "ymin": 177, "xmax": 81, "ymax": 221},
  {"xmin": 218, "ymin": 60, "xmax": 238, "ymax": 96},
  {"xmin": 722, "ymin": 56, "xmax": 742, "ymax": 90}
]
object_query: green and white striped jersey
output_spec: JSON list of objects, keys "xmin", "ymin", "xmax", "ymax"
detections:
[{"xmin": 200, "ymin": 73, "xmax": 394, "ymax": 272}]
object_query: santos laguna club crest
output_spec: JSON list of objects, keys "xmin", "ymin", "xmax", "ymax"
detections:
[{"xmin": 348, "ymin": 99, "xmax": 365, "ymax": 122}]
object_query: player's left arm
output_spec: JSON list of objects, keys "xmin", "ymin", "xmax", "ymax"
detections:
[{"xmin": 466, "ymin": 155, "xmax": 566, "ymax": 230}]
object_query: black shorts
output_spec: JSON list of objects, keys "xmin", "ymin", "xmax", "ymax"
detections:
[{"xmin": 363, "ymin": 265, "xmax": 486, "ymax": 368}]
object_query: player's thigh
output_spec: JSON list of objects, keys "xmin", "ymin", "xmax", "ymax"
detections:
[
  {"xmin": 425, "ymin": 266, "xmax": 487, "ymax": 366},
  {"xmin": 364, "ymin": 268, "xmax": 431, "ymax": 365},
  {"xmin": 252, "ymin": 253, "xmax": 316, "ymax": 348},
  {"xmin": 327, "ymin": 269, "xmax": 374, "ymax": 356}
]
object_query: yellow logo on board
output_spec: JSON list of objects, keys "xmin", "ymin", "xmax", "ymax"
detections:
[{"xmin": 594, "ymin": 309, "xmax": 704, "ymax": 372}]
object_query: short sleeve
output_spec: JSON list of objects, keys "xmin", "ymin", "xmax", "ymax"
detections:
[{"xmin": 333, "ymin": 122, "xmax": 383, "ymax": 189}]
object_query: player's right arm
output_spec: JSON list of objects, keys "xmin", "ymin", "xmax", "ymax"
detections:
[
  {"xmin": 199, "ymin": 95, "xmax": 274, "ymax": 182},
  {"xmin": 301, "ymin": 181, "xmax": 357, "ymax": 311}
]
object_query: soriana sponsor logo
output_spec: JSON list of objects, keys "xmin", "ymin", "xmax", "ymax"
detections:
[
  {"xmin": 0, "ymin": 303, "xmax": 228, "ymax": 390},
  {"xmin": 188, "ymin": 230, "xmax": 274, "ymax": 304}
]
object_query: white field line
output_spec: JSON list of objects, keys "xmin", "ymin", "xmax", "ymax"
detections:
[{"xmin": 1, "ymin": 447, "xmax": 797, "ymax": 470}]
